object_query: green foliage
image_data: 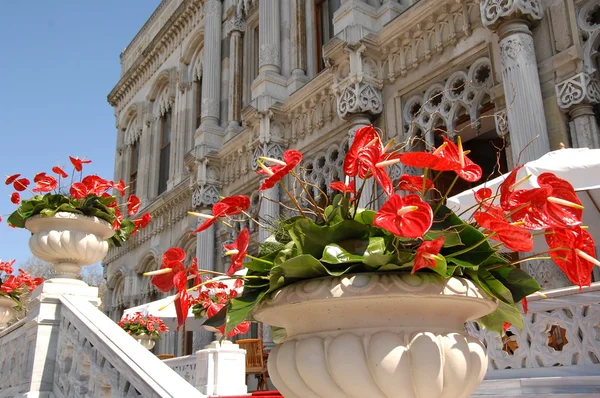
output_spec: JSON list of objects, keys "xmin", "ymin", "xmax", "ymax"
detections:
[
  {"xmin": 7, "ymin": 193, "xmax": 136, "ymax": 247},
  {"xmin": 208, "ymin": 198, "xmax": 540, "ymax": 337}
]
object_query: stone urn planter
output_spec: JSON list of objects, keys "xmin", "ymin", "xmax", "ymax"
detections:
[
  {"xmin": 133, "ymin": 333, "xmax": 156, "ymax": 350},
  {"xmin": 25, "ymin": 212, "xmax": 114, "ymax": 282},
  {"xmin": 0, "ymin": 296, "xmax": 18, "ymax": 326},
  {"xmin": 253, "ymin": 273, "xmax": 498, "ymax": 398}
]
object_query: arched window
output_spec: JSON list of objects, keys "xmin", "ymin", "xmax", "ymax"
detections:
[
  {"xmin": 315, "ymin": 0, "xmax": 340, "ymax": 72},
  {"xmin": 195, "ymin": 76, "xmax": 203, "ymax": 129},
  {"xmin": 129, "ymin": 139, "xmax": 139, "ymax": 195},
  {"xmin": 158, "ymin": 109, "xmax": 172, "ymax": 195}
]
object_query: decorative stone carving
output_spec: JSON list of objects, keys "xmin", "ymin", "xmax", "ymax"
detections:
[
  {"xmin": 556, "ymin": 72, "xmax": 600, "ymax": 109},
  {"xmin": 480, "ymin": 0, "xmax": 543, "ymax": 31},
  {"xmin": 252, "ymin": 143, "xmax": 286, "ymax": 171},
  {"xmin": 337, "ymin": 82, "xmax": 383, "ymax": 119},
  {"xmin": 403, "ymin": 57, "xmax": 493, "ymax": 138},
  {"xmin": 0, "ymin": 297, "xmax": 17, "ymax": 326},
  {"xmin": 133, "ymin": 334, "xmax": 156, "ymax": 350},
  {"xmin": 254, "ymin": 273, "xmax": 497, "ymax": 398},
  {"xmin": 200, "ymin": 98, "xmax": 219, "ymax": 119},
  {"xmin": 259, "ymin": 44, "xmax": 280, "ymax": 69},
  {"xmin": 579, "ymin": 1, "xmax": 600, "ymax": 76},
  {"xmin": 192, "ymin": 184, "xmax": 221, "ymax": 208},
  {"xmin": 300, "ymin": 141, "xmax": 349, "ymax": 198},
  {"xmin": 203, "ymin": 0, "xmax": 221, "ymax": 16},
  {"xmin": 227, "ymin": 16, "xmax": 245, "ymax": 35}
]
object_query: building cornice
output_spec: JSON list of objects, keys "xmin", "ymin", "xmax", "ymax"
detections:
[{"xmin": 107, "ymin": 0, "xmax": 203, "ymax": 111}]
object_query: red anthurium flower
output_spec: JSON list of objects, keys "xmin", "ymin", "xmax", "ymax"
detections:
[
  {"xmin": 52, "ymin": 166, "xmax": 68, "ymax": 178},
  {"xmin": 10, "ymin": 192, "xmax": 20, "ymax": 204},
  {"xmin": 113, "ymin": 180, "xmax": 126, "ymax": 197},
  {"xmin": 521, "ymin": 297, "xmax": 529, "ymax": 314},
  {"xmin": 508, "ymin": 173, "xmax": 583, "ymax": 230},
  {"xmin": 173, "ymin": 270, "xmax": 190, "ymax": 330},
  {"xmin": 258, "ymin": 150, "xmax": 303, "ymax": 191},
  {"xmin": 5, "ymin": 174, "xmax": 20, "ymax": 185},
  {"xmin": 16, "ymin": 269, "xmax": 43, "ymax": 290},
  {"xmin": 545, "ymin": 226, "xmax": 598, "ymax": 288},
  {"xmin": 399, "ymin": 149, "xmax": 460, "ymax": 172},
  {"xmin": 163, "ymin": 247, "xmax": 186, "ymax": 266},
  {"xmin": 344, "ymin": 125, "xmax": 380, "ymax": 178},
  {"xmin": 82, "ymin": 175, "xmax": 112, "ymax": 195},
  {"xmin": 0, "ymin": 259, "xmax": 15, "ymax": 274},
  {"xmin": 191, "ymin": 195, "xmax": 251, "ymax": 234},
  {"xmin": 330, "ymin": 180, "xmax": 356, "ymax": 196},
  {"xmin": 132, "ymin": 212, "xmax": 152, "ymax": 234},
  {"xmin": 499, "ymin": 165, "xmax": 528, "ymax": 211},
  {"xmin": 503, "ymin": 322, "xmax": 512, "ymax": 333},
  {"xmin": 69, "ymin": 156, "xmax": 92, "ymax": 172},
  {"xmin": 70, "ymin": 182, "xmax": 89, "ymax": 199},
  {"xmin": 32, "ymin": 174, "xmax": 58, "ymax": 193},
  {"xmin": 398, "ymin": 175, "xmax": 434, "ymax": 193},
  {"xmin": 436, "ymin": 136, "xmax": 482, "ymax": 182},
  {"xmin": 224, "ymin": 228, "xmax": 250, "ymax": 276},
  {"xmin": 127, "ymin": 195, "xmax": 141, "ymax": 216},
  {"xmin": 374, "ymin": 194, "xmax": 433, "ymax": 238},
  {"xmin": 0, "ymin": 275, "xmax": 20, "ymax": 294},
  {"xmin": 219, "ymin": 321, "xmax": 251, "ymax": 338},
  {"xmin": 474, "ymin": 212, "xmax": 533, "ymax": 252},
  {"xmin": 13, "ymin": 178, "xmax": 30, "ymax": 192},
  {"xmin": 412, "ymin": 237, "xmax": 445, "ymax": 274},
  {"xmin": 474, "ymin": 187, "xmax": 505, "ymax": 220}
]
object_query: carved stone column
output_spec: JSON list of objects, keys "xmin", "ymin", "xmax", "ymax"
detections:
[
  {"xmin": 288, "ymin": 0, "xmax": 308, "ymax": 92},
  {"xmin": 556, "ymin": 72, "xmax": 600, "ymax": 149},
  {"xmin": 200, "ymin": 0, "xmax": 223, "ymax": 128},
  {"xmin": 259, "ymin": 0, "xmax": 281, "ymax": 74},
  {"xmin": 227, "ymin": 16, "xmax": 245, "ymax": 131},
  {"xmin": 172, "ymin": 81, "xmax": 191, "ymax": 185},
  {"xmin": 481, "ymin": 0, "xmax": 551, "ymax": 163}
]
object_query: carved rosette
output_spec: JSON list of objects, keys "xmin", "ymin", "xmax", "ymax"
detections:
[
  {"xmin": 480, "ymin": 0, "xmax": 544, "ymax": 31},
  {"xmin": 556, "ymin": 72, "xmax": 600, "ymax": 110},
  {"xmin": 337, "ymin": 82, "xmax": 384, "ymax": 120},
  {"xmin": 254, "ymin": 273, "xmax": 497, "ymax": 398}
]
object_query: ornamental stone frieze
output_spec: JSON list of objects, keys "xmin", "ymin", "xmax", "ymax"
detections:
[
  {"xmin": 556, "ymin": 72, "xmax": 600, "ymax": 109},
  {"xmin": 480, "ymin": 0, "xmax": 543, "ymax": 31},
  {"xmin": 191, "ymin": 158, "xmax": 221, "ymax": 209},
  {"xmin": 337, "ymin": 82, "xmax": 384, "ymax": 120}
]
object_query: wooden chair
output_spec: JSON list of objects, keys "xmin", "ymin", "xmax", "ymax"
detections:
[
  {"xmin": 236, "ymin": 339, "xmax": 269, "ymax": 391},
  {"xmin": 156, "ymin": 354, "xmax": 175, "ymax": 360}
]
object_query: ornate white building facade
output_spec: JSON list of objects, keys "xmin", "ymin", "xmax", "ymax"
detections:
[{"xmin": 105, "ymin": 0, "xmax": 600, "ymax": 361}]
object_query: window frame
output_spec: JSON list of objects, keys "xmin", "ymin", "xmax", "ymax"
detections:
[
  {"xmin": 129, "ymin": 139, "xmax": 140, "ymax": 196},
  {"xmin": 157, "ymin": 109, "xmax": 172, "ymax": 195}
]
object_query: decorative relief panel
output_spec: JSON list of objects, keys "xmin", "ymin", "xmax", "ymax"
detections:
[
  {"xmin": 467, "ymin": 303, "xmax": 600, "ymax": 370},
  {"xmin": 579, "ymin": 1, "xmax": 600, "ymax": 76},
  {"xmin": 556, "ymin": 72, "xmax": 600, "ymax": 109},
  {"xmin": 300, "ymin": 140, "xmax": 349, "ymax": 199},
  {"xmin": 402, "ymin": 57, "xmax": 494, "ymax": 139}
]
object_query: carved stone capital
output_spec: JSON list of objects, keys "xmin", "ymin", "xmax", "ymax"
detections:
[
  {"xmin": 227, "ymin": 16, "xmax": 245, "ymax": 36},
  {"xmin": 252, "ymin": 143, "xmax": 286, "ymax": 171},
  {"xmin": 556, "ymin": 72, "xmax": 600, "ymax": 110},
  {"xmin": 203, "ymin": 0, "xmax": 222, "ymax": 17},
  {"xmin": 192, "ymin": 183, "xmax": 221, "ymax": 209},
  {"xmin": 480, "ymin": 0, "xmax": 543, "ymax": 32},
  {"xmin": 336, "ymin": 82, "xmax": 383, "ymax": 120},
  {"xmin": 178, "ymin": 81, "xmax": 191, "ymax": 93},
  {"xmin": 259, "ymin": 44, "xmax": 280, "ymax": 68}
]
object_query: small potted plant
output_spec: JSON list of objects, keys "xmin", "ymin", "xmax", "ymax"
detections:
[
  {"xmin": 4, "ymin": 156, "xmax": 151, "ymax": 281},
  {"xmin": 118, "ymin": 312, "xmax": 168, "ymax": 350},
  {"xmin": 0, "ymin": 259, "xmax": 43, "ymax": 326}
]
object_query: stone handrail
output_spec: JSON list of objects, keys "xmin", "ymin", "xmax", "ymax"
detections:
[
  {"xmin": 467, "ymin": 282, "xmax": 600, "ymax": 376},
  {"xmin": 164, "ymin": 354, "xmax": 197, "ymax": 384},
  {"xmin": 54, "ymin": 295, "xmax": 204, "ymax": 397}
]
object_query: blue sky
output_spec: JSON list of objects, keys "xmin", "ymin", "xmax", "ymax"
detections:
[{"xmin": 0, "ymin": 1, "xmax": 161, "ymax": 268}]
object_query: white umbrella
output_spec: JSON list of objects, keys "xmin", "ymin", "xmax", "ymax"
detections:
[{"xmin": 446, "ymin": 148, "xmax": 600, "ymax": 277}]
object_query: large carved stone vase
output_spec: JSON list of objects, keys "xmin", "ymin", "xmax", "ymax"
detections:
[
  {"xmin": 0, "ymin": 296, "xmax": 18, "ymax": 327},
  {"xmin": 253, "ymin": 273, "xmax": 497, "ymax": 398},
  {"xmin": 25, "ymin": 212, "xmax": 114, "ymax": 283}
]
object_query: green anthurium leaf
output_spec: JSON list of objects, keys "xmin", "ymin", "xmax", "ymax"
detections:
[
  {"xmin": 466, "ymin": 268, "xmax": 514, "ymax": 304},
  {"xmin": 288, "ymin": 218, "xmax": 369, "ymax": 259},
  {"xmin": 363, "ymin": 237, "xmax": 395, "ymax": 267},
  {"xmin": 424, "ymin": 229, "xmax": 463, "ymax": 248},
  {"xmin": 273, "ymin": 254, "xmax": 358, "ymax": 279},
  {"xmin": 244, "ymin": 258, "xmax": 274, "ymax": 273},
  {"xmin": 428, "ymin": 254, "xmax": 448, "ymax": 277},
  {"xmin": 7, "ymin": 211, "xmax": 26, "ymax": 228},
  {"xmin": 224, "ymin": 290, "xmax": 268, "ymax": 336},
  {"xmin": 202, "ymin": 305, "xmax": 227, "ymax": 326},
  {"xmin": 489, "ymin": 266, "xmax": 541, "ymax": 303},
  {"xmin": 270, "ymin": 326, "xmax": 288, "ymax": 344},
  {"xmin": 476, "ymin": 300, "xmax": 523, "ymax": 334},
  {"xmin": 322, "ymin": 242, "xmax": 365, "ymax": 264},
  {"xmin": 379, "ymin": 262, "xmax": 413, "ymax": 272},
  {"xmin": 274, "ymin": 216, "xmax": 304, "ymax": 244},
  {"xmin": 273, "ymin": 241, "xmax": 298, "ymax": 266},
  {"xmin": 259, "ymin": 234, "xmax": 287, "ymax": 257},
  {"xmin": 354, "ymin": 209, "xmax": 376, "ymax": 226}
]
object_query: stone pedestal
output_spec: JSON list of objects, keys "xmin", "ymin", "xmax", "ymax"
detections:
[{"xmin": 195, "ymin": 341, "xmax": 248, "ymax": 396}]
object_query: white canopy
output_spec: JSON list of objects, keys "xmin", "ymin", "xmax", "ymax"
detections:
[{"xmin": 447, "ymin": 147, "xmax": 600, "ymax": 259}]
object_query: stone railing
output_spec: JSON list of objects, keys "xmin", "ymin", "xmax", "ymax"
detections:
[
  {"xmin": 0, "ymin": 291, "xmax": 203, "ymax": 398},
  {"xmin": 164, "ymin": 355, "xmax": 197, "ymax": 384},
  {"xmin": 467, "ymin": 283, "xmax": 600, "ymax": 378}
]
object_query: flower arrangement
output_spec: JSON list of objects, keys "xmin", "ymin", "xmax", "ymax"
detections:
[
  {"xmin": 4, "ymin": 156, "xmax": 152, "ymax": 246},
  {"xmin": 118, "ymin": 312, "xmax": 168, "ymax": 339},
  {"xmin": 0, "ymin": 259, "xmax": 43, "ymax": 310},
  {"xmin": 144, "ymin": 126, "xmax": 599, "ymax": 337}
]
